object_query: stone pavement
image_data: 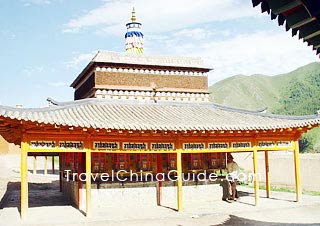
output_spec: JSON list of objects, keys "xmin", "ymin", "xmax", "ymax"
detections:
[
  {"xmin": 0, "ymin": 154, "xmax": 320, "ymax": 226},
  {"xmin": 0, "ymin": 173, "xmax": 320, "ymax": 226}
]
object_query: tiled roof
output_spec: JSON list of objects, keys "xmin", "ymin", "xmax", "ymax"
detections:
[
  {"xmin": 70, "ymin": 51, "xmax": 211, "ymax": 88},
  {"xmin": 92, "ymin": 51, "xmax": 210, "ymax": 69},
  {"xmin": 0, "ymin": 98, "xmax": 319, "ymax": 131}
]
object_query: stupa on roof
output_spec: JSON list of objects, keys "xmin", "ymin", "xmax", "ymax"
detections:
[
  {"xmin": 70, "ymin": 8, "xmax": 211, "ymax": 102},
  {"xmin": 0, "ymin": 7, "xmax": 319, "ymax": 220}
]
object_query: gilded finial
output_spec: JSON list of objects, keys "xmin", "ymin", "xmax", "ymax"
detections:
[{"xmin": 131, "ymin": 7, "xmax": 136, "ymax": 22}]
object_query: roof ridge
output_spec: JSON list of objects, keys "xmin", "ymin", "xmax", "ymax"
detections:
[
  {"xmin": 210, "ymin": 103, "xmax": 268, "ymax": 114},
  {"xmin": 0, "ymin": 99, "xmax": 318, "ymax": 137},
  {"xmin": 211, "ymin": 102, "xmax": 319, "ymax": 120},
  {"xmin": 44, "ymin": 98, "xmax": 320, "ymax": 120},
  {"xmin": 0, "ymin": 98, "xmax": 318, "ymax": 121},
  {"xmin": 95, "ymin": 50, "xmax": 204, "ymax": 62}
]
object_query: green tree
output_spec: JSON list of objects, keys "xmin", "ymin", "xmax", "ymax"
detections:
[{"xmin": 274, "ymin": 72, "xmax": 320, "ymax": 153}]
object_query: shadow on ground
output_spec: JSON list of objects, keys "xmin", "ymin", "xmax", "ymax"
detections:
[
  {"xmin": 215, "ymin": 215, "xmax": 320, "ymax": 226},
  {"xmin": 219, "ymin": 180, "xmax": 251, "ymax": 200},
  {"xmin": 0, "ymin": 180, "xmax": 72, "ymax": 213}
]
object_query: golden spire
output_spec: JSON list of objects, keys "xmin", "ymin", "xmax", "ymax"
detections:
[{"xmin": 131, "ymin": 7, "xmax": 136, "ymax": 22}]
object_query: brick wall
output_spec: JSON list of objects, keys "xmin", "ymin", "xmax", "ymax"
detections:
[{"xmin": 95, "ymin": 71, "xmax": 208, "ymax": 91}]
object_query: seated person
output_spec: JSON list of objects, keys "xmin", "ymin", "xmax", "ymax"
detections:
[{"xmin": 226, "ymin": 153, "xmax": 240, "ymax": 201}]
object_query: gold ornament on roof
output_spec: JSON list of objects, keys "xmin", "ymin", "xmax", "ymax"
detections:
[{"xmin": 131, "ymin": 7, "xmax": 136, "ymax": 22}]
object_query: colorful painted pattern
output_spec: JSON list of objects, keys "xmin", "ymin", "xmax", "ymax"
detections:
[{"xmin": 125, "ymin": 9, "xmax": 144, "ymax": 54}]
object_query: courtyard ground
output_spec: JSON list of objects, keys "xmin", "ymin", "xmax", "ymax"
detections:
[{"xmin": 0, "ymin": 155, "xmax": 320, "ymax": 226}]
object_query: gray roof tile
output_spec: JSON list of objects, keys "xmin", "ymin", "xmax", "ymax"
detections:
[{"xmin": 0, "ymin": 98, "xmax": 319, "ymax": 131}]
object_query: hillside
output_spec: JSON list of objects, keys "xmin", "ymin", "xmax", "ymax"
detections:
[
  {"xmin": 209, "ymin": 62, "xmax": 320, "ymax": 112},
  {"xmin": 209, "ymin": 62, "xmax": 320, "ymax": 152}
]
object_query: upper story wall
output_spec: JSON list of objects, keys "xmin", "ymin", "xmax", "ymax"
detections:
[{"xmin": 71, "ymin": 51, "xmax": 211, "ymax": 102}]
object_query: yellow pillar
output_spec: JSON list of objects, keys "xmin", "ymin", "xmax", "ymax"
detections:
[
  {"xmin": 33, "ymin": 156, "xmax": 37, "ymax": 174},
  {"xmin": 156, "ymin": 154, "xmax": 162, "ymax": 206},
  {"xmin": 44, "ymin": 156, "xmax": 48, "ymax": 175},
  {"xmin": 265, "ymin": 151, "xmax": 270, "ymax": 198},
  {"xmin": 253, "ymin": 149, "xmax": 259, "ymax": 206},
  {"xmin": 21, "ymin": 142, "xmax": 29, "ymax": 219},
  {"xmin": 294, "ymin": 140, "xmax": 302, "ymax": 202},
  {"xmin": 86, "ymin": 149, "xmax": 92, "ymax": 217},
  {"xmin": 176, "ymin": 151, "xmax": 182, "ymax": 212}
]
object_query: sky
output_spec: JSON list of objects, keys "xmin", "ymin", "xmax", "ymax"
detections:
[{"xmin": 0, "ymin": 0, "xmax": 318, "ymax": 107}]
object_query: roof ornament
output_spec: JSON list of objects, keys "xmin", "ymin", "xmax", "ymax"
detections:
[
  {"xmin": 131, "ymin": 7, "xmax": 136, "ymax": 22},
  {"xmin": 150, "ymin": 82, "xmax": 158, "ymax": 103},
  {"xmin": 47, "ymin": 97, "xmax": 59, "ymax": 106},
  {"xmin": 125, "ymin": 7, "xmax": 144, "ymax": 54}
]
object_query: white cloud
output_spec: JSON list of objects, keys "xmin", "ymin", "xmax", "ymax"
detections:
[
  {"xmin": 0, "ymin": 30, "xmax": 16, "ymax": 40},
  {"xmin": 23, "ymin": 66, "xmax": 45, "ymax": 78},
  {"xmin": 22, "ymin": 0, "xmax": 51, "ymax": 6},
  {"xmin": 173, "ymin": 28, "xmax": 216, "ymax": 40},
  {"xmin": 62, "ymin": 0, "xmax": 318, "ymax": 86},
  {"xmin": 65, "ymin": 52, "xmax": 96, "ymax": 69},
  {"xmin": 203, "ymin": 31, "xmax": 318, "ymax": 84},
  {"xmin": 147, "ymin": 29, "xmax": 318, "ymax": 84},
  {"xmin": 63, "ymin": 0, "xmax": 259, "ymax": 34},
  {"xmin": 48, "ymin": 82, "xmax": 67, "ymax": 87}
]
